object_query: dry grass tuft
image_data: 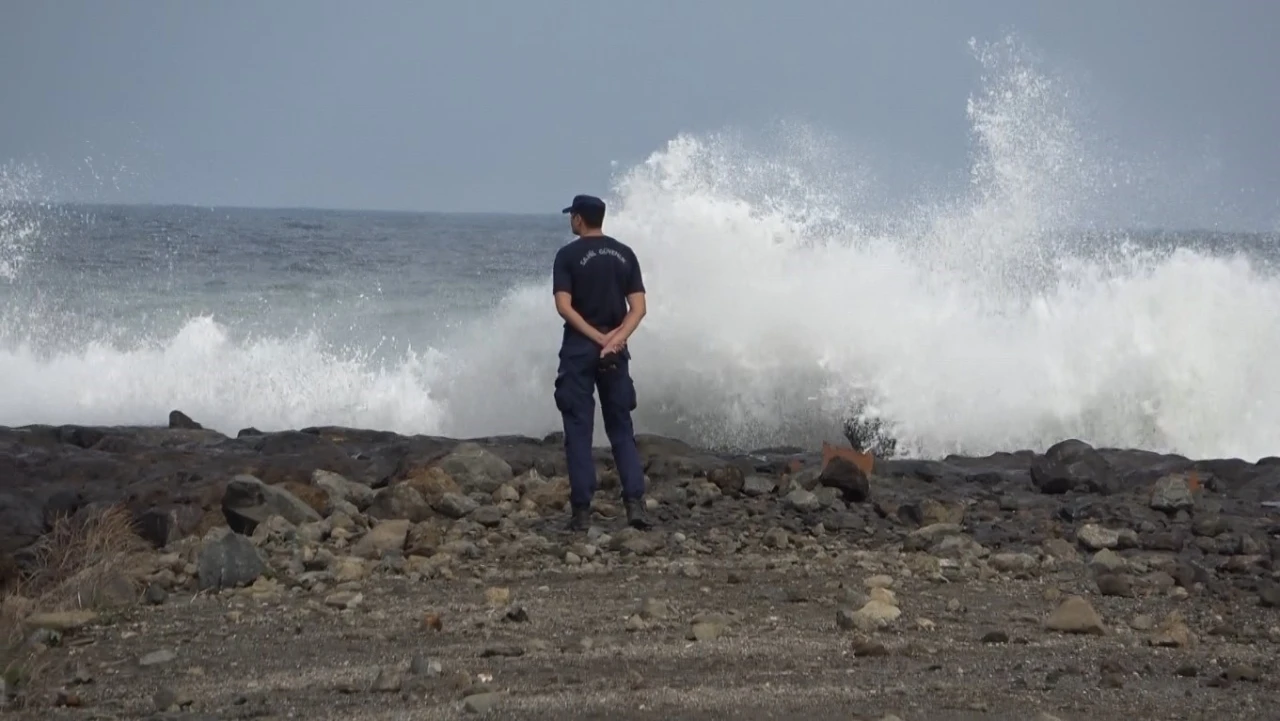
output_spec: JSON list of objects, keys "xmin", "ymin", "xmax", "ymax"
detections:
[{"xmin": 1, "ymin": 504, "xmax": 149, "ymax": 706}]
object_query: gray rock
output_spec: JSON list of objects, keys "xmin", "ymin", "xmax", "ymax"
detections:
[
  {"xmin": 144, "ymin": 584, "xmax": 168, "ymax": 605},
  {"xmin": 221, "ymin": 475, "xmax": 321, "ymax": 533},
  {"xmin": 139, "ymin": 649, "xmax": 177, "ymax": 667},
  {"xmin": 435, "ymin": 492, "xmax": 479, "ymax": 519},
  {"xmin": 706, "ymin": 466, "xmax": 745, "ymax": 496},
  {"xmin": 197, "ymin": 527, "xmax": 266, "ymax": 591},
  {"xmin": 1077, "ymin": 524, "xmax": 1136, "ymax": 551},
  {"xmin": 463, "ymin": 692, "xmax": 502, "ymax": 714},
  {"xmin": 611, "ymin": 528, "xmax": 665, "ymax": 556},
  {"xmin": 742, "ymin": 475, "xmax": 777, "ymax": 497},
  {"xmin": 371, "ymin": 667, "xmax": 402, "ymax": 692},
  {"xmin": 791, "ymin": 468, "xmax": 822, "ymax": 491},
  {"xmin": 409, "ymin": 655, "xmax": 443, "ymax": 677},
  {"xmin": 1150, "ymin": 473, "xmax": 1195, "ymax": 513},
  {"xmin": 471, "ymin": 505, "xmax": 504, "ymax": 527},
  {"xmin": 313, "ymin": 469, "xmax": 375, "ymax": 511},
  {"xmin": 1096, "ymin": 573, "xmax": 1134, "ymax": 597},
  {"xmin": 368, "ymin": 484, "xmax": 432, "ymax": 523},
  {"xmin": 784, "ymin": 489, "xmax": 821, "ymax": 513},
  {"xmin": 687, "ymin": 480, "xmax": 723, "ymax": 506},
  {"xmin": 1089, "ymin": 548, "xmax": 1128, "ymax": 574},
  {"xmin": 351, "ymin": 519, "xmax": 410, "ymax": 559},
  {"xmin": 436, "ymin": 443, "xmax": 513, "ymax": 494},
  {"xmin": 989, "ymin": 552, "xmax": 1038, "ymax": 574}
]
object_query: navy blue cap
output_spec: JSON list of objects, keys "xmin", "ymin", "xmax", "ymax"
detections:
[{"xmin": 562, "ymin": 194, "xmax": 606, "ymax": 215}]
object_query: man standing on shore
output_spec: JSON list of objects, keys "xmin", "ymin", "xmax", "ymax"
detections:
[{"xmin": 552, "ymin": 194, "xmax": 650, "ymax": 532}]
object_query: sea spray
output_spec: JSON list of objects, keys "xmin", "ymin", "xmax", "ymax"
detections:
[{"xmin": 1, "ymin": 35, "xmax": 1279, "ymax": 461}]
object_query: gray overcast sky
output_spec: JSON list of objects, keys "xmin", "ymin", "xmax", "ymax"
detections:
[{"xmin": 2, "ymin": 1, "xmax": 1278, "ymax": 228}]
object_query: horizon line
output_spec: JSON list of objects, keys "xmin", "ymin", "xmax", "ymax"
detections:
[{"xmin": 10, "ymin": 199, "xmax": 1279, "ymax": 237}]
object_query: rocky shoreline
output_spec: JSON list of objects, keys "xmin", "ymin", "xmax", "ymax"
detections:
[{"xmin": 2, "ymin": 412, "xmax": 1279, "ymax": 719}]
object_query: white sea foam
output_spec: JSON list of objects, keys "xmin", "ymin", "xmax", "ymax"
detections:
[{"xmin": 2, "ymin": 36, "xmax": 1278, "ymax": 460}]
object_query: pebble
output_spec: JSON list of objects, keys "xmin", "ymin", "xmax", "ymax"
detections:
[
  {"xmin": 980, "ymin": 630, "xmax": 1009, "ymax": 643},
  {"xmin": 139, "ymin": 649, "xmax": 177, "ymax": 667},
  {"xmin": 144, "ymin": 584, "xmax": 168, "ymax": 605},
  {"xmin": 324, "ymin": 591, "xmax": 363, "ymax": 610}
]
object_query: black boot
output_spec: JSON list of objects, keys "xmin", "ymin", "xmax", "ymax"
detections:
[
  {"xmin": 624, "ymin": 498, "xmax": 651, "ymax": 530},
  {"xmin": 564, "ymin": 505, "xmax": 591, "ymax": 532}
]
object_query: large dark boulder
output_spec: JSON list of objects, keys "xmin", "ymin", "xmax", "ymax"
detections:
[
  {"xmin": 1030, "ymin": 440, "xmax": 1115, "ymax": 495},
  {"xmin": 819, "ymin": 457, "xmax": 870, "ymax": 503}
]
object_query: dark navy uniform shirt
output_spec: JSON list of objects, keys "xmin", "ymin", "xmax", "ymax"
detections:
[{"xmin": 552, "ymin": 235, "xmax": 645, "ymax": 345}]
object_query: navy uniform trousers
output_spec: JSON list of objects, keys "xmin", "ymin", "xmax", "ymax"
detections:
[{"xmin": 553, "ymin": 336, "xmax": 646, "ymax": 509}]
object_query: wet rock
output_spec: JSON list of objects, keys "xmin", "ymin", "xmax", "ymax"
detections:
[
  {"xmin": 1045, "ymin": 595, "xmax": 1106, "ymax": 635},
  {"xmin": 1030, "ymin": 440, "xmax": 1114, "ymax": 495},
  {"xmin": 168, "ymin": 410, "xmax": 203, "ymax": 429},
  {"xmin": 197, "ymin": 527, "xmax": 267, "ymax": 591}
]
